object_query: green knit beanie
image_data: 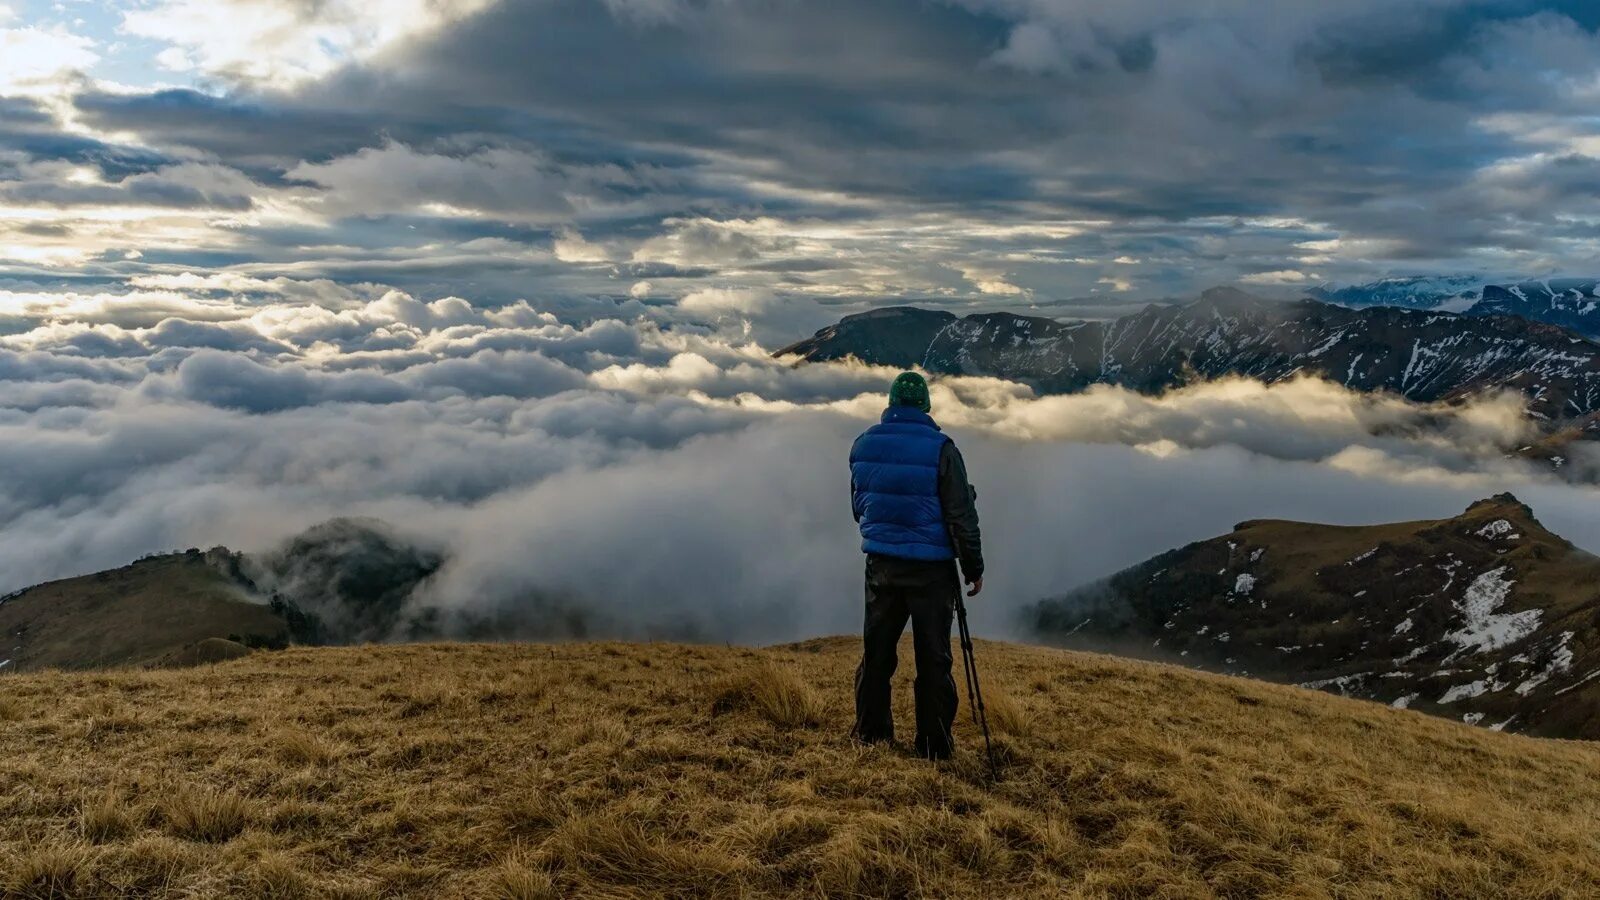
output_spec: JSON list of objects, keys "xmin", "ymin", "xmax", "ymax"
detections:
[{"xmin": 888, "ymin": 371, "xmax": 931, "ymax": 412}]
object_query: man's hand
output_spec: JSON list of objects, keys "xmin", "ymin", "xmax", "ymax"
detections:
[{"xmin": 966, "ymin": 576, "xmax": 983, "ymax": 598}]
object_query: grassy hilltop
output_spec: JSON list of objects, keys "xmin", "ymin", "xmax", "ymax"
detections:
[{"xmin": 2, "ymin": 639, "xmax": 1599, "ymax": 898}]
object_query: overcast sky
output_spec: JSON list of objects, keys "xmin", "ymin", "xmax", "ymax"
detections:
[
  {"xmin": 2, "ymin": 0, "xmax": 1599, "ymax": 313},
  {"xmin": 5, "ymin": 2, "xmax": 1600, "ymax": 640}
]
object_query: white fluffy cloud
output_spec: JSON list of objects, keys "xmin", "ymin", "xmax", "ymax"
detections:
[
  {"xmin": 673, "ymin": 287, "xmax": 833, "ymax": 345},
  {"xmin": 1241, "ymin": 269, "xmax": 1317, "ymax": 285},
  {"xmin": 0, "ymin": 23, "xmax": 97, "ymax": 94},
  {"xmin": 121, "ymin": 0, "xmax": 498, "ymax": 87}
]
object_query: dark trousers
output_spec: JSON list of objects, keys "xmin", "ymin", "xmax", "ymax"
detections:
[{"xmin": 853, "ymin": 554, "xmax": 959, "ymax": 760}]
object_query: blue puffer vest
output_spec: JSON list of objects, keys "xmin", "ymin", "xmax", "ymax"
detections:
[{"xmin": 850, "ymin": 406, "xmax": 954, "ymax": 561}]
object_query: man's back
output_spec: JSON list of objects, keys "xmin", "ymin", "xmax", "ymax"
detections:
[
  {"xmin": 848, "ymin": 372, "xmax": 983, "ymax": 761},
  {"xmin": 850, "ymin": 404, "xmax": 957, "ymax": 562},
  {"xmin": 850, "ymin": 404, "xmax": 984, "ymax": 581}
]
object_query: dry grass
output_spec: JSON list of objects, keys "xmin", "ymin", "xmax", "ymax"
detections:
[
  {"xmin": 78, "ymin": 788, "xmax": 139, "ymax": 843},
  {"xmin": 272, "ymin": 727, "xmax": 341, "ymax": 767},
  {"xmin": 713, "ymin": 661, "xmax": 826, "ymax": 729},
  {"xmin": 1, "ymin": 638, "xmax": 1598, "ymax": 897},
  {"xmin": 483, "ymin": 852, "xmax": 559, "ymax": 900},
  {"xmin": 160, "ymin": 786, "xmax": 250, "ymax": 843},
  {"xmin": 980, "ymin": 686, "xmax": 1030, "ymax": 739},
  {"xmin": 0, "ymin": 842, "xmax": 98, "ymax": 898}
]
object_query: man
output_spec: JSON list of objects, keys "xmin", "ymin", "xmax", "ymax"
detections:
[{"xmin": 849, "ymin": 371, "xmax": 984, "ymax": 760}]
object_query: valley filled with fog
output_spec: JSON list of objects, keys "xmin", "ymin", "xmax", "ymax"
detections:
[{"xmin": 7, "ymin": 285, "xmax": 1600, "ymax": 642}]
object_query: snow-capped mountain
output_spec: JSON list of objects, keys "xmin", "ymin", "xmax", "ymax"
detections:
[
  {"xmin": 778, "ymin": 287, "xmax": 1600, "ymax": 422},
  {"xmin": 1472, "ymin": 280, "xmax": 1600, "ymax": 337},
  {"xmin": 1025, "ymin": 494, "xmax": 1600, "ymax": 740},
  {"xmin": 1307, "ymin": 275, "xmax": 1485, "ymax": 313},
  {"xmin": 1310, "ymin": 277, "xmax": 1600, "ymax": 338}
]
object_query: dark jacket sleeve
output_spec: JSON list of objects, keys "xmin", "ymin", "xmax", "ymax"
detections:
[
  {"xmin": 938, "ymin": 440, "xmax": 984, "ymax": 580},
  {"xmin": 849, "ymin": 435, "xmax": 864, "ymax": 523}
]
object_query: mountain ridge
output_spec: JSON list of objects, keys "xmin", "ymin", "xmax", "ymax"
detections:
[
  {"xmin": 1026, "ymin": 493, "xmax": 1600, "ymax": 741},
  {"xmin": 779, "ymin": 289, "xmax": 1600, "ymax": 429},
  {"xmin": 0, "ymin": 519, "xmax": 446, "ymax": 673},
  {"xmin": 1310, "ymin": 276, "xmax": 1600, "ymax": 338}
]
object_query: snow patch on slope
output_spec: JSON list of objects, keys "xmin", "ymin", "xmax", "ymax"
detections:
[
  {"xmin": 1444, "ymin": 567, "xmax": 1541, "ymax": 654},
  {"xmin": 1440, "ymin": 679, "xmax": 1492, "ymax": 703},
  {"xmin": 1514, "ymin": 631, "xmax": 1575, "ymax": 696},
  {"xmin": 1474, "ymin": 519, "xmax": 1518, "ymax": 540}
]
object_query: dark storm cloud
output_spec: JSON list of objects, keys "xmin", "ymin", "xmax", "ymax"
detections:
[
  {"xmin": 0, "ymin": 99, "xmax": 174, "ymax": 180},
  {"xmin": 349, "ymin": 0, "xmax": 1488, "ymax": 219},
  {"xmin": 1, "ymin": 178, "xmax": 253, "ymax": 211},
  {"xmin": 71, "ymin": 89, "xmax": 384, "ymax": 168}
]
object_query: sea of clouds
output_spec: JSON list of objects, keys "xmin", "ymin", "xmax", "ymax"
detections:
[{"xmin": 5, "ymin": 280, "xmax": 1600, "ymax": 643}]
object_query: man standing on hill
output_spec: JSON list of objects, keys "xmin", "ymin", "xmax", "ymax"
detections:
[{"xmin": 849, "ymin": 371, "xmax": 984, "ymax": 761}]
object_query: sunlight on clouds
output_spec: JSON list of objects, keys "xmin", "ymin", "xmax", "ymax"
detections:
[
  {"xmin": 0, "ymin": 23, "xmax": 97, "ymax": 94},
  {"xmin": 0, "ymin": 243, "xmax": 94, "ymax": 265},
  {"xmin": 0, "ymin": 204, "xmax": 257, "ymax": 269},
  {"xmin": 0, "ymin": 287, "xmax": 247, "ymax": 327},
  {"xmin": 552, "ymin": 229, "xmax": 613, "ymax": 264},
  {"xmin": 121, "ymin": 0, "xmax": 497, "ymax": 87},
  {"xmin": 959, "ymin": 265, "xmax": 1028, "ymax": 296},
  {"xmin": 1240, "ymin": 269, "xmax": 1317, "ymax": 285}
]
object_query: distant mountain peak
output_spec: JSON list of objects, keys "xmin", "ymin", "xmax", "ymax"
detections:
[
  {"xmin": 1465, "ymin": 491, "xmax": 1530, "ymax": 515},
  {"xmin": 1194, "ymin": 285, "xmax": 1268, "ymax": 310},
  {"xmin": 840, "ymin": 305, "xmax": 955, "ymax": 324},
  {"xmin": 1461, "ymin": 492, "xmax": 1547, "ymax": 534},
  {"xmin": 1312, "ymin": 276, "xmax": 1600, "ymax": 337}
]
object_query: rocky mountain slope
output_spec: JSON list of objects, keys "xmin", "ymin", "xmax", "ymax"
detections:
[
  {"xmin": 1310, "ymin": 277, "xmax": 1600, "ymax": 338},
  {"xmin": 778, "ymin": 288, "xmax": 1600, "ymax": 424},
  {"xmin": 3, "ymin": 640, "xmax": 1597, "ymax": 896},
  {"xmin": 1026, "ymin": 494, "xmax": 1600, "ymax": 740}
]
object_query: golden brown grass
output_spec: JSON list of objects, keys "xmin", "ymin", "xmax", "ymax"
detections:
[
  {"xmin": 0, "ymin": 842, "xmax": 98, "ymax": 898},
  {"xmin": 77, "ymin": 788, "xmax": 138, "ymax": 844},
  {"xmin": 160, "ymin": 786, "xmax": 250, "ymax": 844},
  {"xmin": 712, "ymin": 661, "xmax": 826, "ymax": 729},
  {"xmin": 1, "ymin": 638, "xmax": 1598, "ymax": 897}
]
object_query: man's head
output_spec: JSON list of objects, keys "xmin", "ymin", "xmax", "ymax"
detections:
[{"xmin": 888, "ymin": 371, "xmax": 931, "ymax": 412}]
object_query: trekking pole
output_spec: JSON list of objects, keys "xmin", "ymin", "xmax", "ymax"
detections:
[
  {"xmin": 947, "ymin": 489, "xmax": 999, "ymax": 781},
  {"xmin": 955, "ymin": 590, "xmax": 999, "ymax": 781},
  {"xmin": 957, "ymin": 602, "xmax": 980, "ymax": 727}
]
